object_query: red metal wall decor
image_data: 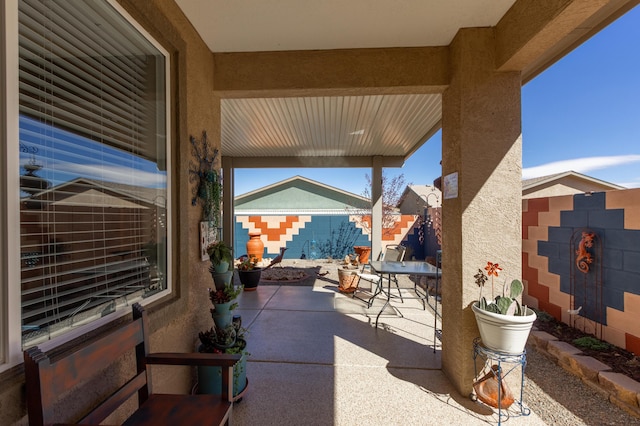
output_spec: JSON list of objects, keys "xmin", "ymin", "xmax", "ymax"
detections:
[
  {"xmin": 570, "ymin": 228, "xmax": 603, "ymax": 339},
  {"xmin": 575, "ymin": 231, "xmax": 596, "ymax": 273}
]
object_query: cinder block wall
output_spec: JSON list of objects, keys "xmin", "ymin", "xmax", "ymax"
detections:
[
  {"xmin": 234, "ymin": 214, "xmax": 421, "ymax": 260},
  {"xmin": 523, "ymin": 188, "xmax": 640, "ymax": 355}
]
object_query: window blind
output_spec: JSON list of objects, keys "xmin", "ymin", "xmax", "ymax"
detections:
[{"xmin": 18, "ymin": 0, "xmax": 168, "ymax": 346}]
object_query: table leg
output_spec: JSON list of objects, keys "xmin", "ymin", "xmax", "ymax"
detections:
[
  {"xmin": 366, "ymin": 274, "xmax": 384, "ymax": 308},
  {"xmin": 375, "ymin": 273, "xmax": 399, "ymax": 327}
]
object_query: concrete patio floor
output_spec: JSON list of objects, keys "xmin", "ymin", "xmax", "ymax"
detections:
[{"xmin": 229, "ymin": 260, "xmax": 548, "ymax": 425}]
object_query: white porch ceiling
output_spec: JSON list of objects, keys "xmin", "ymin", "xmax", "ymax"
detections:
[
  {"xmin": 221, "ymin": 94, "xmax": 441, "ymax": 161},
  {"xmin": 174, "ymin": 0, "xmax": 639, "ymax": 168},
  {"xmin": 175, "ymin": 0, "xmax": 517, "ymax": 53}
]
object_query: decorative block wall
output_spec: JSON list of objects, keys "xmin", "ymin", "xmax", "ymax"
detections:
[
  {"xmin": 523, "ymin": 188, "xmax": 640, "ymax": 355},
  {"xmin": 234, "ymin": 214, "xmax": 421, "ymax": 260}
]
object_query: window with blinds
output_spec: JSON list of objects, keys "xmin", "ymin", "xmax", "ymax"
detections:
[{"xmin": 18, "ymin": 0, "xmax": 169, "ymax": 346}]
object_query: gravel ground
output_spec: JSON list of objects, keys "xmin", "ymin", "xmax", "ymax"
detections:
[{"xmin": 524, "ymin": 347, "xmax": 640, "ymax": 425}]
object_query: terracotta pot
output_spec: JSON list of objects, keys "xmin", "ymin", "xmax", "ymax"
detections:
[
  {"xmin": 338, "ymin": 267, "xmax": 359, "ymax": 294},
  {"xmin": 353, "ymin": 246, "xmax": 371, "ymax": 264},
  {"xmin": 246, "ymin": 232, "xmax": 264, "ymax": 261}
]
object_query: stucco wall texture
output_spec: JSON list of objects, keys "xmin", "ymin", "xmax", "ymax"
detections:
[{"xmin": 523, "ymin": 188, "xmax": 640, "ymax": 356}]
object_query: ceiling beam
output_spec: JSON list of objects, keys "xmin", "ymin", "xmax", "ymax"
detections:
[
  {"xmin": 213, "ymin": 47, "xmax": 449, "ymax": 98},
  {"xmin": 495, "ymin": 0, "xmax": 640, "ymax": 81}
]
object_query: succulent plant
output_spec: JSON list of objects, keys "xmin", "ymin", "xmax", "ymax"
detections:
[{"xmin": 475, "ymin": 261, "xmax": 527, "ymax": 316}]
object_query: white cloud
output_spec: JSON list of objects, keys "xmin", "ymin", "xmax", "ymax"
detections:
[
  {"xmin": 522, "ymin": 155, "xmax": 640, "ymax": 180},
  {"xmin": 618, "ymin": 180, "xmax": 640, "ymax": 189},
  {"xmin": 63, "ymin": 163, "xmax": 166, "ymax": 187}
]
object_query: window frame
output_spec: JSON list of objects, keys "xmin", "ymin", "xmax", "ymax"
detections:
[{"xmin": 1, "ymin": 0, "xmax": 172, "ymax": 372}]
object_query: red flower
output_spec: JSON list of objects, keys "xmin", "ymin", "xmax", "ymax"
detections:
[{"xmin": 485, "ymin": 261, "xmax": 502, "ymax": 277}]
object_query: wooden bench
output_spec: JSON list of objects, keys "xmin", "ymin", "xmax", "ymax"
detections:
[{"xmin": 24, "ymin": 303, "xmax": 241, "ymax": 426}]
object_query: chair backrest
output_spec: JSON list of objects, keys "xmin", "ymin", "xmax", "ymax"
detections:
[
  {"xmin": 24, "ymin": 304, "xmax": 151, "ymax": 426},
  {"xmin": 382, "ymin": 244, "xmax": 406, "ymax": 262}
]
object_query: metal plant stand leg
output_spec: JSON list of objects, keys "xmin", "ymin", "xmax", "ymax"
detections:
[
  {"xmin": 432, "ymin": 251, "xmax": 441, "ymax": 353},
  {"xmin": 472, "ymin": 338, "xmax": 531, "ymax": 425}
]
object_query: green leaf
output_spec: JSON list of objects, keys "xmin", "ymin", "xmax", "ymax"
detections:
[
  {"xmin": 479, "ymin": 297, "xmax": 487, "ymax": 310},
  {"xmin": 486, "ymin": 303, "xmax": 500, "ymax": 314},
  {"xmin": 509, "ymin": 279, "xmax": 523, "ymax": 299},
  {"xmin": 496, "ymin": 296, "xmax": 512, "ymax": 314}
]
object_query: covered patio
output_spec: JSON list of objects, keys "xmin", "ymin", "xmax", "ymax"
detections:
[
  {"xmin": 229, "ymin": 260, "xmax": 634, "ymax": 424},
  {"xmin": 232, "ymin": 264, "xmax": 508, "ymax": 425},
  {"xmin": 3, "ymin": 0, "xmax": 640, "ymax": 424}
]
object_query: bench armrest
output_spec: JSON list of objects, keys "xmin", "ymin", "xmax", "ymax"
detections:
[{"xmin": 146, "ymin": 352, "xmax": 241, "ymax": 367}]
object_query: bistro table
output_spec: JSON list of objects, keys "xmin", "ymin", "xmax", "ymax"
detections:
[{"xmin": 368, "ymin": 261, "xmax": 441, "ymax": 332}]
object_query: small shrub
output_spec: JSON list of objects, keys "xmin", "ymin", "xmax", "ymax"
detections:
[
  {"xmin": 533, "ymin": 309, "xmax": 554, "ymax": 323},
  {"xmin": 573, "ymin": 336, "xmax": 611, "ymax": 351}
]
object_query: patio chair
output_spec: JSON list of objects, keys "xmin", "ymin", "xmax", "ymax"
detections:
[{"xmin": 354, "ymin": 244, "xmax": 406, "ymax": 306}]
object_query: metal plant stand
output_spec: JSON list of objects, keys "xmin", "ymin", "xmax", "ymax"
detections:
[{"xmin": 472, "ymin": 338, "xmax": 530, "ymax": 425}]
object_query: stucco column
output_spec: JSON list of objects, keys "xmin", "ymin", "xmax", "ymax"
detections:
[
  {"xmin": 222, "ymin": 155, "xmax": 234, "ymax": 246},
  {"xmin": 371, "ymin": 156, "xmax": 383, "ymax": 258},
  {"xmin": 440, "ymin": 28, "xmax": 522, "ymax": 394}
]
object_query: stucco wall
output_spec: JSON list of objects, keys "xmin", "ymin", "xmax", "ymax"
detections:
[
  {"xmin": 523, "ymin": 188, "xmax": 640, "ymax": 355},
  {"xmin": 0, "ymin": 1, "xmax": 219, "ymax": 424}
]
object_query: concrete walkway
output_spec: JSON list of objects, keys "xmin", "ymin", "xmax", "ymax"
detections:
[{"xmin": 230, "ymin": 260, "xmax": 548, "ymax": 425}]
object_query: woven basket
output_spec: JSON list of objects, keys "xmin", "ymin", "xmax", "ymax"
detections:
[{"xmin": 338, "ymin": 268, "xmax": 359, "ymax": 293}]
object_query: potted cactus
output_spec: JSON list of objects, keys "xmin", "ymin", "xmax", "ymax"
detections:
[{"xmin": 471, "ymin": 261, "xmax": 536, "ymax": 354}]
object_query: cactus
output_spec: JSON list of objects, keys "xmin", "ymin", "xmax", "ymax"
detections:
[{"xmin": 475, "ymin": 262, "xmax": 528, "ymax": 316}]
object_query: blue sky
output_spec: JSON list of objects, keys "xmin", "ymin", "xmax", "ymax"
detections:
[
  {"xmin": 20, "ymin": 116, "xmax": 166, "ymax": 190},
  {"xmin": 235, "ymin": 5, "xmax": 640, "ymax": 196}
]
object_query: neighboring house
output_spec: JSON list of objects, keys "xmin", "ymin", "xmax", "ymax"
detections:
[
  {"xmin": 21, "ymin": 178, "xmax": 167, "ymax": 344},
  {"xmin": 522, "ymin": 170, "xmax": 624, "ymax": 199},
  {"xmin": 233, "ymin": 176, "xmax": 420, "ymax": 261},
  {"xmin": 400, "ymin": 172, "xmax": 624, "ymax": 262},
  {"xmin": 398, "ymin": 185, "xmax": 443, "ymax": 261},
  {"xmin": 397, "ymin": 184, "xmax": 442, "ymax": 215}
]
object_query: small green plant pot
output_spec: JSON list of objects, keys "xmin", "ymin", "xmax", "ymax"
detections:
[{"xmin": 211, "ymin": 270, "xmax": 233, "ymax": 290}]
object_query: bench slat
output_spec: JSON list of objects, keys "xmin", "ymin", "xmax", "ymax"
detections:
[
  {"xmin": 24, "ymin": 303, "xmax": 238, "ymax": 426},
  {"xmin": 79, "ymin": 371, "xmax": 148, "ymax": 425},
  {"xmin": 122, "ymin": 394, "xmax": 231, "ymax": 426},
  {"xmin": 146, "ymin": 352, "xmax": 241, "ymax": 367},
  {"xmin": 49, "ymin": 319, "xmax": 145, "ymax": 397}
]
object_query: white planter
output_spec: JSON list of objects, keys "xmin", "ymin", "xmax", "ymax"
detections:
[{"xmin": 472, "ymin": 302, "xmax": 536, "ymax": 355}]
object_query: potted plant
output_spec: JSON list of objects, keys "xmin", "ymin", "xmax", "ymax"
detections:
[
  {"xmin": 353, "ymin": 245, "xmax": 371, "ymax": 264},
  {"xmin": 236, "ymin": 256, "xmax": 262, "ymax": 291},
  {"xmin": 197, "ymin": 285, "xmax": 249, "ymax": 399},
  {"xmin": 208, "ymin": 282, "xmax": 242, "ymax": 329},
  {"xmin": 207, "ymin": 241, "xmax": 233, "ymax": 289},
  {"xmin": 208, "ymin": 241, "xmax": 233, "ymax": 271},
  {"xmin": 471, "ymin": 261, "xmax": 537, "ymax": 354},
  {"xmin": 199, "ymin": 324, "xmax": 236, "ymax": 351},
  {"xmin": 338, "ymin": 254, "xmax": 360, "ymax": 294}
]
